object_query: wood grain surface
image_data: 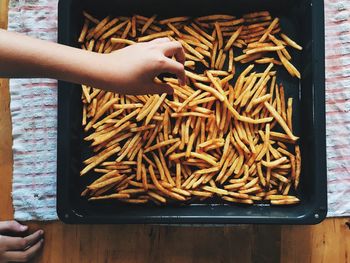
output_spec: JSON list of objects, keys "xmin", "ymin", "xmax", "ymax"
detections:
[{"xmin": 0, "ymin": 0, "xmax": 349, "ymax": 262}]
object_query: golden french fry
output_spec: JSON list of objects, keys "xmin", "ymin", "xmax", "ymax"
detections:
[
  {"xmin": 264, "ymin": 101, "xmax": 298, "ymax": 141},
  {"xmin": 259, "ymin": 18, "xmax": 279, "ymax": 42},
  {"xmin": 280, "ymin": 33, "xmax": 302, "ymax": 50},
  {"xmin": 138, "ymin": 30, "xmax": 174, "ymax": 42},
  {"xmin": 271, "ymin": 197, "xmax": 300, "ymax": 205},
  {"xmin": 141, "ymin": 15, "xmax": 157, "ymax": 34},
  {"xmin": 295, "ymin": 145, "xmax": 301, "ymax": 189},
  {"xmin": 110, "ymin": 38, "xmax": 135, "ymax": 45}
]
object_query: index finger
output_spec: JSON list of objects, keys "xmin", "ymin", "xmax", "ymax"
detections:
[
  {"xmin": 160, "ymin": 41, "xmax": 186, "ymax": 65},
  {"xmin": 161, "ymin": 58, "xmax": 186, "ymax": 86}
]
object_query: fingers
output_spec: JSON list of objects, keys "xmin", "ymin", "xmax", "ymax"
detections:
[
  {"xmin": 0, "ymin": 229, "xmax": 43, "ymax": 251},
  {"xmin": 160, "ymin": 57, "xmax": 186, "ymax": 86},
  {"xmin": 0, "ymin": 221, "xmax": 27, "ymax": 234},
  {"xmin": 160, "ymin": 41, "xmax": 186, "ymax": 65},
  {"xmin": 2, "ymin": 238, "xmax": 43, "ymax": 262},
  {"xmin": 0, "ymin": 236, "xmax": 25, "ymax": 251},
  {"xmin": 23, "ymin": 230, "xmax": 44, "ymax": 249}
]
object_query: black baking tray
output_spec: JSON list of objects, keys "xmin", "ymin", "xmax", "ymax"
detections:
[{"xmin": 57, "ymin": 0, "xmax": 327, "ymax": 224}]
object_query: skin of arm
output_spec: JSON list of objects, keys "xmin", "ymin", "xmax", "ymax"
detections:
[{"xmin": 0, "ymin": 29, "xmax": 186, "ymax": 94}]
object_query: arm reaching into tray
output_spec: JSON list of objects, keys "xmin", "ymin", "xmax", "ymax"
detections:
[{"xmin": 0, "ymin": 29, "xmax": 185, "ymax": 94}]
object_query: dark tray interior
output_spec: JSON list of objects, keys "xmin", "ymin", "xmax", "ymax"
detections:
[{"xmin": 57, "ymin": 0, "xmax": 327, "ymax": 224}]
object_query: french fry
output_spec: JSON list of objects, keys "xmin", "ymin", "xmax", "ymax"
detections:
[
  {"xmin": 224, "ymin": 26, "xmax": 243, "ymax": 51},
  {"xmin": 179, "ymin": 39, "xmax": 205, "ymax": 60},
  {"xmin": 295, "ymin": 145, "xmax": 301, "ymax": 189},
  {"xmin": 100, "ymin": 20, "xmax": 129, "ymax": 40},
  {"xmin": 264, "ymin": 101, "xmax": 298, "ymax": 141},
  {"xmin": 277, "ymin": 50, "xmax": 300, "ymax": 78},
  {"xmin": 183, "ymin": 26, "xmax": 213, "ymax": 48},
  {"xmin": 141, "ymin": 15, "xmax": 157, "ymax": 34},
  {"xmin": 271, "ymin": 197, "xmax": 300, "ymax": 205},
  {"xmin": 79, "ymin": 19, "xmax": 90, "ymax": 43},
  {"xmin": 89, "ymin": 193, "xmax": 130, "ymax": 201},
  {"xmin": 82, "ymin": 11, "xmax": 99, "ymax": 24},
  {"xmin": 280, "ymin": 33, "xmax": 302, "ymax": 50},
  {"xmin": 159, "ymin": 16, "xmax": 189, "ymax": 24},
  {"xmin": 138, "ymin": 30, "xmax": 174, "ymax": 42},
  {"xmin": 259, "ymin": 18, "xmax": 279, "ymax": 42},
  {"xmin": 110, "ymin": 38, "xmax": 135, "ymax": 45}
]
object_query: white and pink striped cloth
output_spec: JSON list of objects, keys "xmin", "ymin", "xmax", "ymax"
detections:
[
  {"xmin": 8, "ymin": 0, "xmax": 58, "ymax": 220},
  {"xmin": 7, "ymin": 0, "xmax": 350, "ymax": 221}
]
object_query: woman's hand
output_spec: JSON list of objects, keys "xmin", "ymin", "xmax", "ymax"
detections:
[
  {"xmin": 0, "ymin": 221, "xmax": 43, "ymax": 263},
  {"xmin": 90, "ymin": 38, "xmax": 186, "ymax": 94},
  {"xmin": 0, "ymin": 29, "xmax": 186, "ymax": 95}
]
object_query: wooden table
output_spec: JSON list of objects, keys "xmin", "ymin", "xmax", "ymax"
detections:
[{"xmin": 0, "ymin": 1, "xmax": 349, "ymax": 262}]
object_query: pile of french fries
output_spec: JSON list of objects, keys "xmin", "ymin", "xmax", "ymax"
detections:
[{"xmin": 78, "ymin": 11, "xmax": 302, "ymax": 205}]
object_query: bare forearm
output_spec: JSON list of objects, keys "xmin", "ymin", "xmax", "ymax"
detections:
[
  {"xmin": 0, "ymin": 29, "xmax": 99, "ymax": 83},
  {"xmin": 0, "ymin": 29, "xmax": 185, "ymax": 94}
]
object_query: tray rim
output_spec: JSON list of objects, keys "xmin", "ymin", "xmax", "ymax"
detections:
[{"xmin": 56, "ymin": 0, "xmax": 327, "ymax": 225}]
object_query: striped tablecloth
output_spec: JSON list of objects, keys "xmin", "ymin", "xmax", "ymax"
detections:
[{"xmin": 8, "ymin": 0, "xmax": 350, "ymax": 220}]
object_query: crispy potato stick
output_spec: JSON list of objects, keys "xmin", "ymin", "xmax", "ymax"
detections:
[
  {"xmin": 88, "ymin": 175, "xmax": 125, "ymax": 190},
  {"xmin": 148, "ymin": 191, "xmax": 166, "ymax": 203},
  {"xmin": 81, "ymin": 146, "xmax": 121, "ymax": 176},
  {"xmin": 223, "ymin": 196, "xmax": 253, "ymax": 204},
  {"xmin": 167, "ymin": 22, "xmax": 183, "ymax": 37},
  {"xmin": 185, "ymin": 70, "xmax": 210, "ymax": 82},
  {"xmin": 183, "ymin": 26, "xmax": 213, "ymax": 48},
  {"xmin": 246, "ymin": 45, "xmax": 284, "ymax": 55},
  {"xmin": 89, "ymin": 193, "xmax": 130, "ymax": 201},
  {"xmin": 262, "ymin": 156, "xmax": 287, "ymax": 168},
  {"xmin": 280, "ymin": 33, "xmax": 302, "ymax": 50},
  {"xmin": 100, "ymin": 20, "xmax": 129, "ymax": 40},
  {"xmin": 224, "ymin": 26, "xmax": 243, "ymax": 51},
  {"xmin": 149, "ymin": 165, "xmax": 186, "ymax": 201},
  {"xmin": 214, "ymin": 22, "xmax": 223, "ymax": 49},
  {"xmin": 179, "ymin": 39, "xmax": 205, "ymax": 60},
  {"xmin": 197, "ymin": 14, "xmax": 235, "ymax": 21},
  {"xmin": 271, "ymin": 197, "xmax": 300, "ymax": 205},
  {"xmin": 202, "ymin": 186, "xmax": 228, "ymax": 195},
  {"xmin": 194, "ymin": 82, "xmax": 225, "ymax": 101},
  {"xmin": 159, "ymin": 16, "xmax": 189, "ymax": 24},
  {"xmin": 111, "ymin": 38, "xmax": 135, "ymax": 45},
  {"xmin": 287, "ymin": 98, "xmax": 293, "ymax": 131},
  {"xmin": 264, "ymin": 101, "xmax": 298, "ymax": 141},
  {"xmin": 79, "ymin": 19, "xmax": 90, "ymax": 43},
  {"xmin": 144, "ymin": 138, "xmax": 180, "ymax": 153},
  {"xmin": 295, "ymin": 145, "xmax": 301, "ymax": 189},
  {"xmin": 141, "ymin": 15, "xmax": 157, "ymax": 34},
  {"xmin": 189, "ymin": 152, "xmax": 218, "ymax": 166},
  {"xmin": 145, "ymin": 93, "xmax": 167, "ymax": 125},
  {"xmin": 184, "ymin": 60, "xmax": 196, "ymax": 67},
  {"xmin": 277, "ymin": 50, "xmax": 300, "ymax": 78},
  {"xmin": 259, "ymin": 18, "xmax": 279, "ymax": 42},
  {"xmin": 176, "ymin": 162, "xmax": 182, "ymax": 188},
  {"xmin": 191, "ymin": 23, "xmax": 215, "ymax": 41},
  {"xmin": 138, "ymin": 30, "xmax": 174, "ymax": 42},
  {"xmin": 268, "ymin": 34, "xmax": 291, "ymax": 59},
  {"xmin": 95, "ymin": 18, "xmax": 120, "ymax": 39},
  {"xmin": 83, "ymin": 11, "xmax": 100, "ymax": 24}
]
